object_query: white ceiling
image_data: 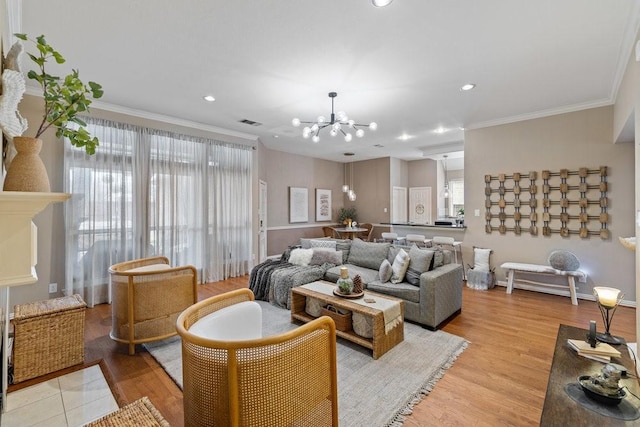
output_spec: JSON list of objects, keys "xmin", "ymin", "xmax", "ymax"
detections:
[{"xmin": 15, "ymin": 1, "xmax": 640, "ymax": 168}]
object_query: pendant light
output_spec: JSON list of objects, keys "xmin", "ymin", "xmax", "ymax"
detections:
[
  {"xmin": 348, "ymin": 162, "xmax": 357, "ymax": 201},
  {"xmin": 342, "ymin": 163, "xmax": 349, "ymax": 193},
  {"xmin": 441, "ymin": 155, "xmax": 451, "ymax": 198}
]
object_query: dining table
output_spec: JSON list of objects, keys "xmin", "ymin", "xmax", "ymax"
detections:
[{"xmin": 333, "ymin": 227, "xmax": 368, "ymax": 240}]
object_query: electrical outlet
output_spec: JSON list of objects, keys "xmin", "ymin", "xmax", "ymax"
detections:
[{"xmin": 49, "ymin": 282, "xmax": 57, "ymax": 293}]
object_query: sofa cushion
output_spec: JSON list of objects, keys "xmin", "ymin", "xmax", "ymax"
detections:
[
  {"xmin": 310, "ymin": 239, "xmax": 337, "ymax": 249},
  {"xmin": 334, "ymin": 239, "xmax": 352, "ymax": 264},
  {"xmin": 347, "ymin": 239, "xmax": 390, "ymax": 270},
  {"xmin": 288, "ymin": 248, "xmax": 314, "ymax": 266},
  {"xmin": 309, "ymin": 248, "xmax": 342, "ymax": 266},
  {"xmin": 432, "ymin": 248, "xmax": 444, "ymax": 270},
  {"xmin": 391, "ymin": 248, "xmax": 410, "ymax": 284},
  {"xmin": 379, "ymin": 259, "xmax": 393, "ymax": 283},
  {"xmin": 367, "ymin": 280, "xmax": 420, "ymax": 303},
  {"xmin": 324, "ymin": 264, "xmax": 379, "ymax": 285},
  {"xmin": 405, "ymin": 245, "xmax": 434, "ymax": 286}
]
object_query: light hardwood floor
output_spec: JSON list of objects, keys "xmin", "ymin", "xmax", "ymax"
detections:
[{"xmin": 16, "ymin": 277, "xmax": 635, "ymax": 426}]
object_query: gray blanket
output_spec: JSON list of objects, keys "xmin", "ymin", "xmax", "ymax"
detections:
[
  {"xmin": 268, "ymin": 263, "xmax": 330, "ymax": 309},
  {"xmin": 249, "ymin": 260, "xmax": 331, "ymax": 308}
]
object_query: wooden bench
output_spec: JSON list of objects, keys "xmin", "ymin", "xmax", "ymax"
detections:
[{"xmin": 500, "ymin": 262, "xmax": 586, "ymax": 305}]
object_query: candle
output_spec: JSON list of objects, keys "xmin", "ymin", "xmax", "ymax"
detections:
[{"xmin": 595, "ymin": 287, "xmax": 620, "ymax": 308}]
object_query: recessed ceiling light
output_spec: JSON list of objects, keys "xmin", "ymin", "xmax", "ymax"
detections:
[
  {"xmin": 273, "ymin": 135, "xmax": 279, "ymax": 138},
  {"xmin": 433, "ymin": 127, "xmax": 447, "ymax": 134},
  {"xmin": 397, "ymin": 134, "xmax": 413, "ymax": 141},
  {"xmin": 372, "ymin": 0, "xmax": 393, "ymax": 7},
  {"xmin": 203, "ymin": 95, "xmax": 216, "ymax": 102},
  {"xmin": 460, "ymin": 83, "xmax": 476, "ymax": 91}
]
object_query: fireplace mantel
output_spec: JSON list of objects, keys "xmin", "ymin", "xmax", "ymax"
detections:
[{"xmin": 0, "ymin": 191, "xmax": 70, "ymax": 411}]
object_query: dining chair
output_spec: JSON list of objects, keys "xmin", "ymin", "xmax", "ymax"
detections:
[
  {"xmin": 322, "ymin": 226, "xmax": 337, "ymax": 238},
  {"xmin": 357, "ymin": 223, "xmax": 374, "ymax": 241}
]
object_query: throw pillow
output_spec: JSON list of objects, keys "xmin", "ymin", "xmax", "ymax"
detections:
[
  {"xmin": 347, "ymin": 238, "xmax": 391, "ymax": 270},
  {"xmin": 474, "ymin": 247, "xmax": 492, "ymax": 272},
  {"xmin": 379, "ymin": 259, "xmax": 393, "ymax": 283},
  {"xmin": 280, "ymin": 245, "xmax": 300, "ymax": 262},
  {"xmin": 390, "ymin": 248, "xmax": 410, "ymax": 284},
  {"xmin": 288, "ymin": 248, "xmax": 314, "ymax": 266},
  {"xmin": 431, "ymin": 247, "xmax": 444, "ymax": 270},
  {"xmin": 300, "ymin": 237, "xmax": 330, "ymax": 249},
  {"xmin": 405, "ymin": 245, "xmax": 435, "ymax": 286},
  {"xmin": 548, "ymin": 250, "xmax": 580, "ymax": 271},
  {"xmin": 309, "ymin": 248, "xmax": 343, "ymax": 266},
  {"xmin": 334, "ymin": 239, "xmax": 352, "ymax": 264},
  {"xmin": 310, "ymin": 239, "xmax": 337, "ymax": 250}
]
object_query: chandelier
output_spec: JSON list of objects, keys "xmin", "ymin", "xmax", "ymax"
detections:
[{"xmin": 292, "ymin": 92, "xmax": 377, "ymax": 143}]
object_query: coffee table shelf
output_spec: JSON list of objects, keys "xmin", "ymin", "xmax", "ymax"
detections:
[{"xmin": 291, "ymin": 282, "xmax": 404, "ymax": 359}]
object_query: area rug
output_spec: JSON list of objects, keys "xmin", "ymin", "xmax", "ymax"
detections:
[{"xmin": 145, "ymin": 301, "xmax": 468, "ymax": 426}]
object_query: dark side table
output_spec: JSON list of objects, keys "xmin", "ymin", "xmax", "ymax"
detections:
[{"xmin": 541, "ymin": 324, "xmax": 640, "ymax": 426}]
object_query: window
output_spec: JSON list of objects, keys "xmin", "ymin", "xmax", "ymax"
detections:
[
  {"xmin": 64, "ymin": 118, "xmax": 253, "ymax": 305},
  {"xmin": 449, "ymin": 179, "xmax": 464, "ymax": 216}
]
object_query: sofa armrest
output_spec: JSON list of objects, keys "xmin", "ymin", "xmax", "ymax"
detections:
[{"xmin": 418, "ymin": 263, "xmax": 463, "ymax": 328}]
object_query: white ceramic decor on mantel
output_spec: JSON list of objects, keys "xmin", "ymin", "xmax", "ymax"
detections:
[{"xmin": 0, "ymin": 191, "xmax": 70, "ymax": 412}]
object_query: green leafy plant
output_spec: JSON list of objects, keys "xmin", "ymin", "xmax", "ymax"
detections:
[
  {"xmin": 16, "ymin": 33, "xmax": 103, "ymax": 154},
  {"xmin": 338, "ymin": 206, "xmax": 358, "ymax": 224}
]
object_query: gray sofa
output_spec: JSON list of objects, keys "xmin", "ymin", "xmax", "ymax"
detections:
[{"xmin": 252, "ymin": 237, "xmax": 463, "ymax": 329}]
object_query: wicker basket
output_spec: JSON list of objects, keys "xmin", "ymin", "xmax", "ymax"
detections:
[
  {"xmin": 321, "ymin": 305, "xmax": 352, "ymax": 332},
  {"xmin": 12, "ymin": 294, "xmax": 86, "ymax": 383},
  {"xmin": 86, "ymin": 396, "xmax": 170, "ymax": 427}
]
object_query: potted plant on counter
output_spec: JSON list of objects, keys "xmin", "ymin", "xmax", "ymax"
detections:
[{"xmin": 1, "ymin": 33, "xmax": 103, "ymax": 192}]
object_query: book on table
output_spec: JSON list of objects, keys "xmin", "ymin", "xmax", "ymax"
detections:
[{"xmin": 567, "ymin": 339, "xmax": 621, "ymax": 358}]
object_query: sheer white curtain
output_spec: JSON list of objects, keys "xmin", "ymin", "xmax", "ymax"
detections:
[{"xmin": 64, "ymin": 118, "xmax": 253, "ymax": 306}]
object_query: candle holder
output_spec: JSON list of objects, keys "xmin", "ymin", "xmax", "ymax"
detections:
[{"xmin": 593, "ymin": 287, "xmax": 624, "ymax": 345}]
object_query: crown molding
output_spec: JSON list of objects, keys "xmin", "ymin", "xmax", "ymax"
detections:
[
  {"xmin": 24, "ymin": 87, "xmax": 259, "ymax": 142},
  {"xmin": 465, "ymin": 98, "xmax": 613, "ymax": 131}
]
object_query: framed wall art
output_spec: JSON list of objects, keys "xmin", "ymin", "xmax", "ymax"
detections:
[
  {"xmin": 289, "ymin": 187, "xmax": 308, "ymax": 223},
  {"xmin": 316, "ymin": 189, "xmax": 332, "ymax": 221}
]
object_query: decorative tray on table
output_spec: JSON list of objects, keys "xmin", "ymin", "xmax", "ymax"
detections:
[{"xmin": 333, "ymin": 289, "xmax": 364, "ymax": 299}]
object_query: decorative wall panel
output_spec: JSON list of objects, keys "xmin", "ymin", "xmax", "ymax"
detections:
[
  {"xmin": 485, "ymin": 167, "xmax": 608, "ymax": 239},
  {"xmin": 485, "ymin": 171, "xmax": 538, "ymax": 236}
]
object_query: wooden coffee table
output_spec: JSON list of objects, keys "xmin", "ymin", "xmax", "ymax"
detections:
[{"xmin": 290, "ymin": 281, "xmax": 404, "ymax": 359}]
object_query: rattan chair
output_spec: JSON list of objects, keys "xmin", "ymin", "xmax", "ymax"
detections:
[
  {"xmin": 322, "ymin": 226, "xmax": 337, "ymax": 238},
  {"xmin": 176, "ymin": 289, "xmax": 339, "ymax": 427},
  {"xmin": 357, "ymin": 223, "xmax": 374, "ymax": 241},
  {"xmin": 109, "ymin": 256, "xmax": 198, "ymax": 355}
]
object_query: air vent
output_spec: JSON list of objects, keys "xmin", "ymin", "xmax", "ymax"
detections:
[
  {"xmin": 374, "ymin": 144, "xmax": 384, "ymax": 148},
  {"xmin": 238, "ymin": 119, "xmax": 262, "ymax": 126},
  {"xmin": 343, "ymin": 152, "xmax": 355, "ymax": 156}
]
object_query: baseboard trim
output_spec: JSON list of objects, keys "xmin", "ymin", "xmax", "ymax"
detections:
[{"xmin": 496, "ymin": 280, "xmax": 636, "ymax": 308}]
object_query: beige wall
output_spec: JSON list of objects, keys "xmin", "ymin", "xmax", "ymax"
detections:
[
  {"xmin": 465, "ymin": 106, "xmax": 636, "ymax": 304},
  {"xmin": 408, "ymin": 159, "xmax": 438, "ymax": 221}
]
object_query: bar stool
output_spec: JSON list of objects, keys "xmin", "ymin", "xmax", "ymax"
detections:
[
  {"xmin": 380, "ymin": 232, "xmax": 405, "ymax": 245},
  {"xmin": 432, "ymin": 236, "xmax": 465, "ymax": 279},
  {"xmin": 405, "ymin": 234, "xmax": 432, "ymax": 248}
]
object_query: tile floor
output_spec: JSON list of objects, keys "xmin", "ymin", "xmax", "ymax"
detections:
[{"xmin": 2, "ymin": 365, "xmax": 118, "ymax": 427}]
